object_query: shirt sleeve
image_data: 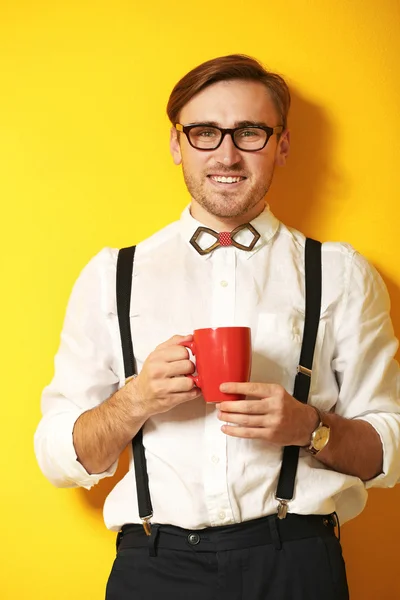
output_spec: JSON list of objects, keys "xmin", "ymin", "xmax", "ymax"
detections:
[
  {"xmin": 34, "ymin": 247, "xmax": 121, "ymax": 489},
  {"xmin": 332, "ymin": 249, "xmax": 400, "ymax": 488}
]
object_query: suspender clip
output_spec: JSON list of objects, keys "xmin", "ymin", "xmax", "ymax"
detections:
[
  {"xmin": 297, "ymin": 364, "xmax": 312, "ymax": 377},
  {"xmin": 142, "ymin": 515, "xmax": 153, "ymax": 536},
  {"xmin": 276, "ymin": 498, "xmax": 289, "ymax": 520}
]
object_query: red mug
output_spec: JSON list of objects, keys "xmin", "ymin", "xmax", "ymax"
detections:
[{"xmin": 180, "ymin": 326, "xmax": 252, "ymax": 403}]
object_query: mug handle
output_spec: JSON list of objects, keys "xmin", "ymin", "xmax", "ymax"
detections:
[{"xmin": 179, "ymin": 340, "xmax": 201, "ymax": 388}]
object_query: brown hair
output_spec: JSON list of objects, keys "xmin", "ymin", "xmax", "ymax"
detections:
[{"xmin": 167, "ymin": 54, "xmax": 291, "ymax": 130}]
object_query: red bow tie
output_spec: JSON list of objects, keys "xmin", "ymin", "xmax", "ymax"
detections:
[{"xmin": 189, "ymin": 223, "xmax": 260, "ymax": 255}]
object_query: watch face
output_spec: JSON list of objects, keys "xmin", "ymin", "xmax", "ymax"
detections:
[{"xmin": 312, "ymin": 426, "xmax": 330, "ymax": 451}]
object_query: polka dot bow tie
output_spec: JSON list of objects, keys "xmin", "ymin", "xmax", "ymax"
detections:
[{"xmin": 189, "ymin": 223, "xmax": 261, "ymax": 256}]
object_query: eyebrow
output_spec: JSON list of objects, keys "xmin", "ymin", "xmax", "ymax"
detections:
[{"xmin": 189, "ymin": 120, "xmax": 270, "ymax": 128}]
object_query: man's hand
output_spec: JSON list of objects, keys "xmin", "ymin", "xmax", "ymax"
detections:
[
  {"xmin": 217, "ymin": 381, "xmax": 383, "ymax": 480},
  {"xmin": 126, "ymin": 334, "xmax": 201, "ymax": 421},
  {"xmin": 217, "ymin": 382, "xmax": 318, "ymax": 447},
  {"xmin": 74, "ymin": 334, "xmax": 201, "ymax": 474}
]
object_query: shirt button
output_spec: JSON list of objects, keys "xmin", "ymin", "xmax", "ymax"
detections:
[
  {"xmin": 220, "ymin": 280, "xmax": 228, "ymax": 287},
  {"xmin": 187, "ymin": 533, "xmax": 200, "ymax": 545},
  {"xmin": 211, "ymin": 455, "xmax": 219, "ymax": 464},
  {"xmin": 218, "ymin": 511, "xmax": 226, "ymax": 520}
]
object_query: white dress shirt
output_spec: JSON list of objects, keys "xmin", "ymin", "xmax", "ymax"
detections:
[{"xmin": 34, "ymin": 206, "xmax": 400, "ymax": 531}]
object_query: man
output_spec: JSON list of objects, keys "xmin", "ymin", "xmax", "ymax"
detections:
[{"xmin": 35, "ymin": 55, "xmax": 400, "ymax": 599}]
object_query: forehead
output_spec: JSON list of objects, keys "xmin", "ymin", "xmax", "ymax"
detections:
[{"xmin": 179, "ymin": 79, "xmax": 279, "ymax": 126}]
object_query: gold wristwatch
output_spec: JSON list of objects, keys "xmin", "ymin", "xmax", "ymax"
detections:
[{"xmin": 306, "ymin": 406, "xmax": 330, "ymax": 455}]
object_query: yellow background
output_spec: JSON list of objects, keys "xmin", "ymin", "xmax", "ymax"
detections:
[{"xmin": 1, "ymin": 0, "xmax": 399, "ymax": 598}]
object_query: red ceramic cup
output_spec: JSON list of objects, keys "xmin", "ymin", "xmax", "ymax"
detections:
[{"xmin": 180, "ymin": 326, "xmax": 252, "ymax": 403}]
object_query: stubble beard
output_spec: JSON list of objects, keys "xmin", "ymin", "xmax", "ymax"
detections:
[{"xmin": 182, "ymin": 166, "xmax": 274, "ymax": 219}]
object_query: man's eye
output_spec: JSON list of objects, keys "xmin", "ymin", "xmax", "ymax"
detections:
[
  {"xmin": 239, "ymin": 128, "xmax": 261, "ymax": 138},
  {"xmin": 194, "ymin": 129, "xmax": 217, "ymax": 138}
]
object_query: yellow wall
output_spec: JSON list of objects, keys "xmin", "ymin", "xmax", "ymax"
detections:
[{"xmin": 1, "ymin": 1, "xmax": 399, "ymax": 598}]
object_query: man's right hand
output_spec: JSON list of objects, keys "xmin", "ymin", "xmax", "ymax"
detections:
[
  {"xmin": 73, "ymin": 335, "xmax": 201, "ymax": 474},
  {"xmin": 123, "ymin": 334, "xmax": 202, "ymax": 421}
]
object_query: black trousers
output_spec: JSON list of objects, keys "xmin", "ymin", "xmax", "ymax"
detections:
[{"xmin": 105, "ymin": 514, "xmax": 349, "ymax": 600}]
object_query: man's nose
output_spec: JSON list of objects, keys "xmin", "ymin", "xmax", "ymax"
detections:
[{"xmin": 214, "ymin": 132, "xmax": 242, "ymax": 166}]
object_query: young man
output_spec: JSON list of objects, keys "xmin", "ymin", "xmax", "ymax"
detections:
[{"xmin": 35, "ymin": 55, "xmax": 400, "ymax": 600}]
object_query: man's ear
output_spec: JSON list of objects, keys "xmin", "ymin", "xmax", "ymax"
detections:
[
  {"xmin": 170, "ymin": 127, "xmax": 182, "ymax": 165},
  {"xmin": 275, "ymin": 129, "xmax": 290, "ymax": 167}
]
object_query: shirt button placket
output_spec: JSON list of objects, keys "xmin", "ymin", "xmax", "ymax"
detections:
[
  {"xmin": 204, "ymin": 249, "xmax": 236, "ymax": 526},
  {"xmin": 211, "ymin": 249, "xmax": 235, "ymax": 326}
]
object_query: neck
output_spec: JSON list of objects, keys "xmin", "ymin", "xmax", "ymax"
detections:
[{"xmin": 190, "ymin": 200, "xmax": 266, "ymax": 231}]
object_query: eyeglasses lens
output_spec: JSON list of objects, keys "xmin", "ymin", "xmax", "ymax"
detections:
[{"xmin": 188, "ymin": 126, "xmax": 267, "ymax": 150}]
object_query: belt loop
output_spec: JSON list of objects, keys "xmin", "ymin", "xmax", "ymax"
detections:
[
  {"xmin": 148, "ymin": 524, "xmax": 160, "ymax": 557},
  {"xmin": 268, "ymin": 515, "xmax": 282, "ymax": 551},
  {"xmin": 333, "ymin": 512, "xmax": 341, "ymax": 541},
  {"xmin": 116, "ymin": 529, "xmax": 123, "ymax": 555}
]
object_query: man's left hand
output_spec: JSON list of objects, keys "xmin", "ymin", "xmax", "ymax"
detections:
[{"xmin": 217, "ymin": 382, "xmax": 319, "ymax": 447}]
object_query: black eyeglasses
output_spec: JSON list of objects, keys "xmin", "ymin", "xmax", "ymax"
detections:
[{"xmin": 175, "ymin": 123, "xmax": 283, "ymax": 152}]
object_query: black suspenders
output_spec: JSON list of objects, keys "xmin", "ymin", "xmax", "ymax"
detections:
[
  {"xmin": 116, "ymin": 238, "xmax": 322, "ymax": 534},
  {"xmin": 116, "ymin": 246, "xmax": 153, "ymax": 534},
  {"xmin": 275, "ymin": 238, "xmax": 322, "ymax": 517}
]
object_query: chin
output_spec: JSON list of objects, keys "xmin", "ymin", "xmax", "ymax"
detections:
[
  {"xmin": 200, "ymin": 202, "xmax": 245, "ymax": 219},
  {"xmin": 201, "ymin": 195, "xmax": 259, "ymax": 219}
]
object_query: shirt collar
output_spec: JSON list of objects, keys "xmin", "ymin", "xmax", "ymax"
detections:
[{"xmin": 179, "ymin": 204, "xmax": 280, "ymax": 260}]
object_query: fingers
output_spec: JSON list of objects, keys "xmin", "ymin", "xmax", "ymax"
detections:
[
  {"xmin": 167, "ymin": 374, "xmax": 197, "ymax": 394},
  {"xmin": 220, "ymin": 382, "xmax": 283, "ymax": 399},
  {"xmin": 171, "ymin": 387, "xmax": 203, "ymax": 404},
  {"xmin": 144, "ymin": 356, "xmax": 194, "ymax": 381},
  {"xmin": 216, "ymin": 400, "xmax": 267, "ymax": 415},
  {"xmin": 167, "ymin": 359, "xmax": 195, "ymax": 377},
  {"xmin": 156, "ymin": 334, "xmax": 193, "ymax": 351},
  {"xmin": 220, "ymin": 424, "xmax": 267, "ymax": 439},
  {"xmin": 132, "ymin": 335, "xmax": 201, "ymax": 417},
  {"xmin": 150, "ymin": 342, "xmax": 193, "ymax": 366},
  {"xmin": 218, "ymin": 411, "xmax": 266, "ymax": 428},
  {"xmin": 218, "ymin": 400, "xmax": 279, "ymax": 439},
  {"xmin": 158, "ymin": 379, "xmax": 202, "ymax": 408},
  {"xmin": 144, "ymin": 338, "xmax": 196, "ymax": 381},
  {"xmin": 133, "ymin": 370, "xmax": 201, "ymax": 417},
  {"xmin": 159, "ymin": 345, "xmax": 192, "ymax": 363}
]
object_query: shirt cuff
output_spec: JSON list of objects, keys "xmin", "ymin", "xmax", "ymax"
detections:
[
  {"xmin": 355, "ymin": 412, "xmax": 400, "ymax": 488},
  {"xmin": 34, "ymin": 410, "xmax": 118, "ymax": 489}
]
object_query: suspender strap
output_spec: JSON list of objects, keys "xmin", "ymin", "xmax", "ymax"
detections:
[
  {"xmin": 295, "ymin": 238, "xmax": 323, "ymax": 401},
  {"xmin": 275, "ymin": 238, "xmax": 322, "ymax": 518},
  {"xmin": 116, "ymin": 247, "xmax": 136, "ymax": 378},
  {"xmin": 116, "ymin": 246, "xmax": 153, "ymax": 533}
]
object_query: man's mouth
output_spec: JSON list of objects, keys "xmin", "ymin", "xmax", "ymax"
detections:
[{"xmin": 208, "ymin": 175, "xmax": 246, "ymax": 184}]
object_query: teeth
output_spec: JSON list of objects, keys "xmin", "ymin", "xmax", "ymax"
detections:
[{"xmin": 211, "ymin": 176, "xmax": 243, "ymax": 183}]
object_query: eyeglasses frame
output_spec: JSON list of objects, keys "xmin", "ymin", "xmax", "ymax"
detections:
[{"xmin": 175, "ymin": 122, "xmax": 283, "ymax": 152}]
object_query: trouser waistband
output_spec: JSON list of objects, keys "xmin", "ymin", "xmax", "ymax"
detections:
[{"xmin": 117, "ymin": 513, "xmax": 337, "ymax": 554}]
